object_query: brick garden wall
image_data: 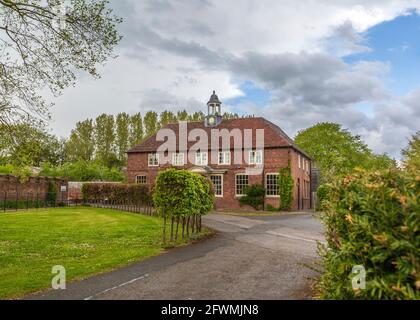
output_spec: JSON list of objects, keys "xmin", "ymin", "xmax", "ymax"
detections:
[{"xmin": 0, "ymin": 174, "xmax": 68, "ymax": 202}]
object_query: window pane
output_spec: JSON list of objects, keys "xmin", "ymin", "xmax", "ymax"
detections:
[
  {"xmin": 136, "ymin": 175, "xmax": 146, "ymax": 184},
  {"xmin": 266, "ymin": 174, "xmax": 279, "ymax": 196},
  {"xmin": 210, "ymin": 175, "xmax": 222, "ymax": 196},
  {"xmin": 235, "ymin": 174, "xmax": 248, "ymax": 195}
]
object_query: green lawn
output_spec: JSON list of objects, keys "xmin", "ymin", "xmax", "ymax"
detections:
[{"xmin": 0, "ymin": 207, "xmax": 169, "ymax": 299}]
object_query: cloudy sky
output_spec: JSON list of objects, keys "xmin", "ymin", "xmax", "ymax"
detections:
[{"xmin": 50, "ymin": 0, "xmax": 420, "ymax": 158}]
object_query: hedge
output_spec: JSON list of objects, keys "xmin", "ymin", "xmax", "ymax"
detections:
[
  {"xmin": 317, "ymin": 168, "xmax": 419, "ymax": 299},
  {"xmin": 81, "ymin": 183, "xmax": 151, "ymax": 204}
]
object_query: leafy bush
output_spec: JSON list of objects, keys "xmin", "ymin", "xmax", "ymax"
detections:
[
  {"xmin": 317, "ymin": 168, "xmax": 420, "ymax": 300},
  {"xmin": 279, "ymin": 164, "xmax": 294, "ymax": 211},
  {"xmin": 239, "ymin": 184, "xmax": 265, "ymax": 210},
  {"xmin": 81, "ymin": 183, "xmax": 150, "ymax": 203},
  {"xmin": 40, "ymin": 161, "xmax": 125, "ymax": 182},
  {"xmin": 153, "ymin": 168, "xmax": 214, "ymax": 218},
  {"xmin": 153, "ymin": 169, "xmax": 214, "ymax": 242},
  {"xmin": 316, "ymin": 183, "xmax": 331, "ymax": 211}
]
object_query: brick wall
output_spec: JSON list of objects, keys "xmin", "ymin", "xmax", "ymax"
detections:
[
  {"xmin": 0, "ymin": 174, "xmax": 68, "ymax": 202},
  {"xmin": 127, "ymin": 147, "xmax": 312, "ymax": 211}
]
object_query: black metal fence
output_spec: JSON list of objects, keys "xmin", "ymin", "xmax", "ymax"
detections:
[{"xmin": 0, "ymin": 191, "xmax": 155, "ymax": 216}]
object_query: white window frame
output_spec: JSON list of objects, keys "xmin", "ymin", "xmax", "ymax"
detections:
[
  {"xmin": 136, "ymin": 175, "xmax": 147, "ymax": 184},
  {"xmin": 172, "ymin": 153, "xmax": 185, "ymax": 166},
  {"xmin": 235, "ymin": 173, "xmax": 249, "ymax": 197},
  {"xmin": 265, "ymin": 173, "xmax": 280, "ymax": 197},
  {"xmin": 210, "ymin": 174, "xmax": 223, "ymax": 198},
  {"xmin": 148, "ymin": 153, "xmax": 159, "ymax": 167},
  {"xmin": 218, "ymin": 151, "xmax": 231, "ymax": 165},
  {"xmin": 195, "ymin": 152, "xmax": 208, "ymax": 166},
  {"xmin": 249, "ymin": 150, "xmax": 263, "ymax": 165},
  {"xmin": 298, "ymin": 154, "xmax": 301, "ymax": 169}
]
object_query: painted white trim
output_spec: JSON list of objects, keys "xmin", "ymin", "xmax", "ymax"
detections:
[
  {"xmin": 148, "ymin": 153, "xmax": 159, "ymax": 167},
  {"xmin": 210, "ymin": 174, "xmax": 223, "ymax": 198},
  {"xmin": 249, "ymin": 150, "xmax": 263, "ymax": 165},
  {"xmin": 172, "ymin": 153, "xmax": 185, "ymax": 166},
  {"xmin": 218, "ymin": 151, "xmax": 231, "ymax": 165},
  {"xmin": 195, "ymin": 152, "xmax": 208, "ymax": 166}
]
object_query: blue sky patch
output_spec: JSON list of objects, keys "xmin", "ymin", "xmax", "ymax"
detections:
[{"xmin": 345, "ymin": 11, "xmax": 420, "ymax": 96}]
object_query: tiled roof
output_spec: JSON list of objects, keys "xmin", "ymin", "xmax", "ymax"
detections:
[{"xmin": 127, "ymin": 117, "xmax": 311, "ymax": 158}]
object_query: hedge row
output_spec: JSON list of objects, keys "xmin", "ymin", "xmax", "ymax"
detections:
[
  {"xmin": 317, "ymin": 168, "xmax": 419, "ymax": 299},
  {"xmin": 81, "ymin": 183, "xmax": 151, "ymax": 204}
]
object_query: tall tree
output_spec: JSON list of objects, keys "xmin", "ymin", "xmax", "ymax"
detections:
[
  {"xmin": 144, "ymin": 111, "xmax": 159, "ymax": 137},
  {"xmin": 295, "ymin": 122, "xmax": 395, "ymax": 183},
  {"xmin": 0, "ymin": 0, "xmax": 121, "ymax": 132},
  {"xmin": 115, "ymin": 112, "xmax": 130, "ymax": 163},
  {"xmin": 94, "ymin": 114, "xmax": 116, "ymax": 167},
  {"xmin": 160, "ymin": 110, "xmax": 177, "ymax": 127},
  {"xmin": 189, "ymin": 111, "xmax": 205, "ymax": 121},
  {"xmin": 129, "ymin": 113, "xmax": 144, "ymax": 148},
  {"xmin": 176, "ymin": 110, "xmax": 188, "ymax": 121},
  {"xmin": 0, "ymin": 123, "xmax": 64, "ymax": 166},
  {"xmin": 65, "ymin": 119, "xmax": 95, "ymax": 162},
  {"xmin": 402, "ymin": 131, "xmax": 420, "ymax": 172}
]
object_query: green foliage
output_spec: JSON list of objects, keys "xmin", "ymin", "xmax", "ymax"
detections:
[
  {"xmin": 65, "ymin": 119, "xmax": 95, "ymax": 162},
  {"xmin": 40, "ymin": 161, "xmax": 125, "ymax": 182},
  {"xmin": 0, "ymin": 164, "xmax": 32, "ymax": 182},
  {"xmin": 0, "ymin": 124, "xmax": 66, "ymax": 167},
  {"xmin": 316, "ymin": 184, "xmax": 331, "ymax": 211},
  {"xmin": 317, "ymin": 168, "xmax": 420, "ymax": 300},
  {"xmin": 239, "ymin": 184, "xmax": 265, "ymax": 210},
  {"xmin": 402, "ymin": 131, "xmax": 420, "ymax": 172},
  {"xmin": 153, "ymin": 169, "xmax": 214, "ymax": 218},
  {"xmin": 295, "ymin": 122, "xmax": 396, "ymax": 183},
  {"xmin": 0, "ymin": 0, "xmax": 121, "ymax": 130},
  {"xmin": 81, "ymin": 183, "xmax": 150, "ymax": 203},
  {"xmin": 279, "ymin": 164, "xmax": 294, "ymax": 211},
  {"xmin": 46, "ymin": 182, "xmax": 58, "ymax": 204}
]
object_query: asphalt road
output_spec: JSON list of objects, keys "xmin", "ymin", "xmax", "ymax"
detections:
[{"xmin": 28, "ymin": 212, "xmax": 324, "ymax": 300}]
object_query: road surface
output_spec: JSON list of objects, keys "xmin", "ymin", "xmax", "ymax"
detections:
[{"xmin": 28, "ymin": 212, "xmax": 323, "ymax": 300}]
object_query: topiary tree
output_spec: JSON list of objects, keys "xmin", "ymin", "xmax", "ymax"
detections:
[
  {"xmin": 153, "ymin": 169, "xmax": 214, "ymax": 242},
  {"xmin": 239, "ymin": 184, "xmax": 265, "ymax": 210},
  {"xmin": 279, "ymin": 163, "xmax": 294, "ymax": 211}
]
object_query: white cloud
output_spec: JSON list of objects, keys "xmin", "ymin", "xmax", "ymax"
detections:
[{"xmin": 48, "ymin": 0, "xmax": 420, "ymax": 158}]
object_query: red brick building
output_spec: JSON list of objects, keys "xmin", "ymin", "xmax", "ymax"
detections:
[{"xmin": 127, "ymin": 91, "xmax": 312, "ymax": 211}]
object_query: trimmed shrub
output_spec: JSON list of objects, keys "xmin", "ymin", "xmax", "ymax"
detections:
[
  {"xmin": 239, "ymin": 184, "xmax": 265, "ymax": 210},
  {"xmin": 279, "ymin": 163, "xmax": 294, "ymax": 211},
  {"xmin": 81, "ymin": 183, "xmax": 150, "ymax": 203},
  {"xmin": 317, "ymin": 168, "xmax": 420, "ymax": 300},
  {"xmin": 153, "ymin": 169, "xmax": 214, "ymax": 241}
]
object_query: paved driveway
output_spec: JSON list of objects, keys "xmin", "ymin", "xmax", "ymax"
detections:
[{"xmin": 28, "ymin": 212, "xmax": 323, "ymax": 300}]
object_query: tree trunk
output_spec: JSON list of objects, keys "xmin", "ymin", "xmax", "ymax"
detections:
[{"xmin": 162, "ymin": 214, "xmax": 167, "ymax": 243}]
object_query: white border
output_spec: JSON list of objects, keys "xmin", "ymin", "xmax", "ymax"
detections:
[{"xmin": 265, "ymin": 172, "xmax": 280, "ymax": 198}]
